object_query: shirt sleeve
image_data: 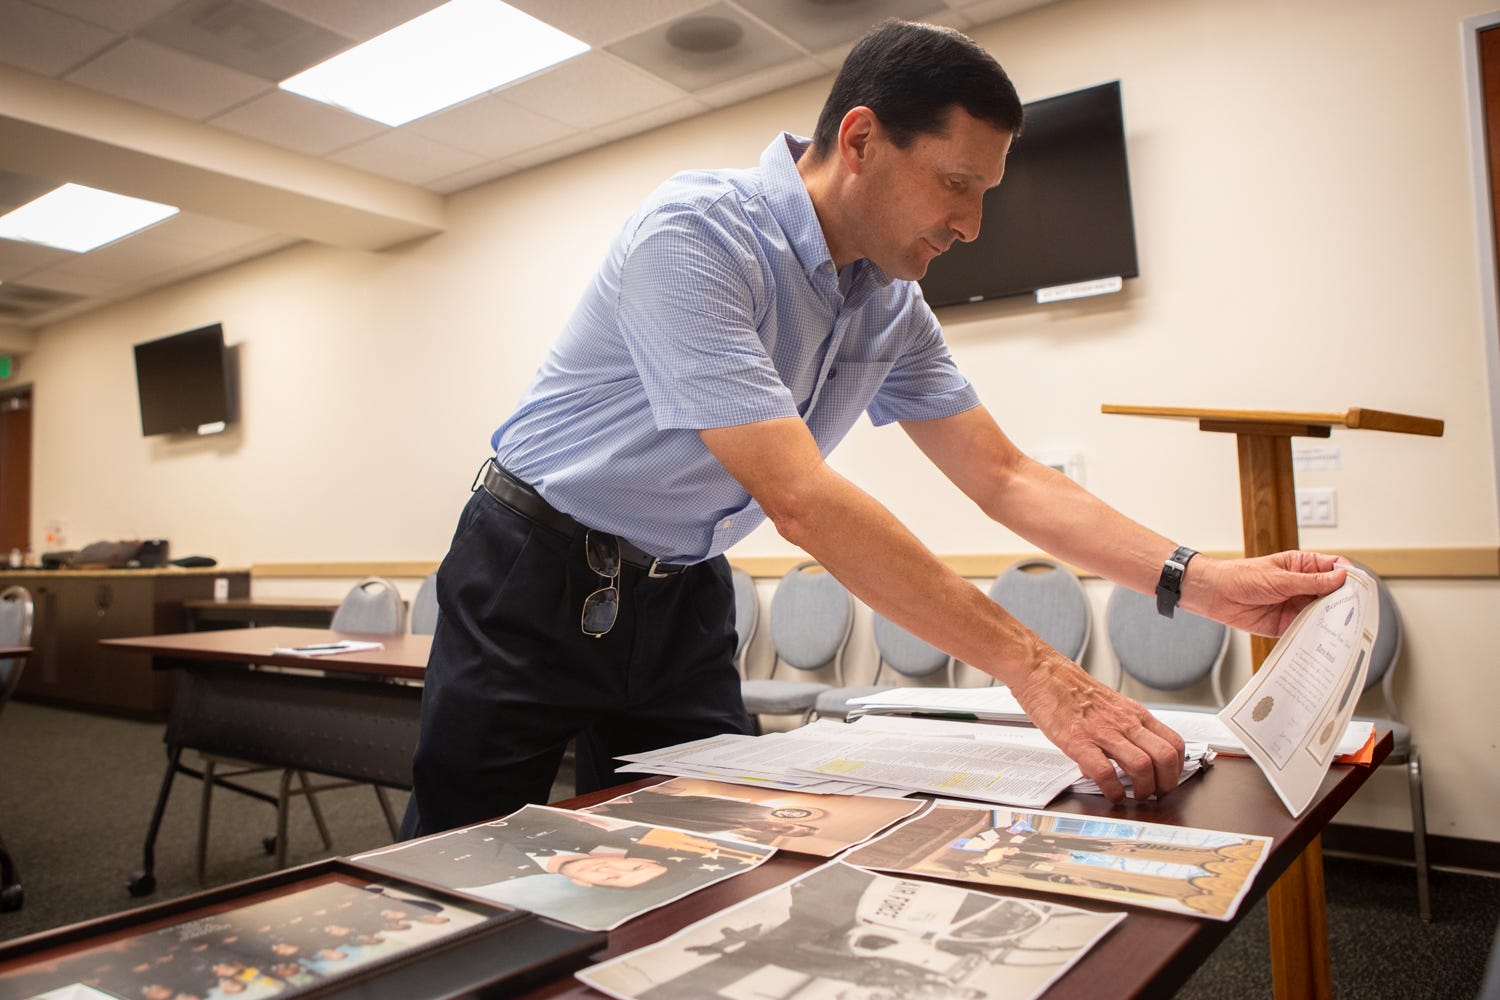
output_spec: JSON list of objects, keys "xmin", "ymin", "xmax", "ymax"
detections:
[
  {"xmin": 864, "ymin": 294, "xmax": 980, "ymax": 426},
  {"xmin": 616, "ymin": 201, "xmax": 800, "ymax": 431}
]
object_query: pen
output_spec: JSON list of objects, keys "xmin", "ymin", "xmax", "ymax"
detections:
[{"xmin": 293, "ymin": 642, "xmax": 349, "ymax": 651}]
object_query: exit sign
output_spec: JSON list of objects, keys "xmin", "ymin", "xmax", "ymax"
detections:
[{"xmin": 0, "ymin": 354, "xmax": 11, "ymax": 379}]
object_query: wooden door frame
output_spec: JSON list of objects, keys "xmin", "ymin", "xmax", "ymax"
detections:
[
  {"xmin": 1463, "ymin": 11, "xmax": 1500, "ymax": 535},
  {"xmin": 0, "ymin": 381, "xmax": 32, "ymax": 555}
]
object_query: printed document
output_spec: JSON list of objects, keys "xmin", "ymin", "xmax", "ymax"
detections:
[{"xmin": 1219, "ymin": 564, "xmax": 1379, "ymax": 816}]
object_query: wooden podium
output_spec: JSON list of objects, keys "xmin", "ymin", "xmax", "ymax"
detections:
[{"xmin": 1101, "ymin": 405, "xmax": 1442, "ymax": 998}]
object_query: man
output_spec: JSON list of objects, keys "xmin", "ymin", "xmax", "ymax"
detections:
[{"xmin": 400, "ymin": 18, "xmax": 1343, "ymax": 839}]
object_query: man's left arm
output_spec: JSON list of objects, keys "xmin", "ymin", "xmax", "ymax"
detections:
[{"xmin": 901, "ymin": 404, "xmax": 1345, "ymax": 636}]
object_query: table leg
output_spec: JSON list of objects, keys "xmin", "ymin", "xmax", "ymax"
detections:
[{"xmin": 1235, "ymin": 431, "xmax": 1333, "ymax": 1000}]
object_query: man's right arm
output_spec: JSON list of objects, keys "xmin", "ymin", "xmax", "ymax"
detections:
[{"xmin": 698, "ymin": 415, "xmax": 1184, "ymax": 802}]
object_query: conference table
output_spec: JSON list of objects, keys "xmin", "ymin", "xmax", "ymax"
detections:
[
  {"xmin": 97, "ymin": 626, "xmax": 1392, "ymax": 997},
  {"xmin": 100, "ymin": 626, "xmax": 432, "ymax": 897}
]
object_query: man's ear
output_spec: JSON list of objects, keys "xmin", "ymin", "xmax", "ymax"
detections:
[{"xmin": 838, "ymin": 106, "xmax": 879, "ymax": 175}]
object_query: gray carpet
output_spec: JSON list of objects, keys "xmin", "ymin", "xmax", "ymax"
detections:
[{"xmin": 1, "ymin": 700, "xmax": 1497, "ymax": 998}]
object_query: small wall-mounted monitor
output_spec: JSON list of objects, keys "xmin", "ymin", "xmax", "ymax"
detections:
[
  {"xmin": 133, "ymin": 323, "xmax": 233, "ymax": 436},
  {"xmin": 917, "ymin": 81, "xmax": 1140, "ymax": 307}
]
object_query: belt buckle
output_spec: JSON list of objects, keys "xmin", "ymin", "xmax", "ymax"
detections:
[{"xmin": 647, "ymin": 557, "xmax": 673, "ymax": 579}]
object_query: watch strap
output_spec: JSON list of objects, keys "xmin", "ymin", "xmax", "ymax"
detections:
[{"xmin": 1155, "ymin": 545, "xmax": 1198, "ymax": 619}]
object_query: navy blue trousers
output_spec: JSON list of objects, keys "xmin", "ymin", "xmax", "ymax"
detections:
[{"xmin": 398, "ymin": 486, "xmax": 752, "ymax": 838}]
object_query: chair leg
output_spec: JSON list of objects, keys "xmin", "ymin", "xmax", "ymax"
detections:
[
  {"xmin": 196, "ymin": 758, "xmax": 216, "ymax": 883},
  {"xmin": 296, "ymin": 771, "xmax": 334, "ymax": 850},
  {"xmin": 275, "ymin": 769, "xmax": 294, "ymax": 869},
  {"xmin": 374, "ymin": 786, "xmax": 399, "ymax": 840},
  {"xmin": 1408, "ymin": 747, "xmax": 1431, "ymax": 922}
]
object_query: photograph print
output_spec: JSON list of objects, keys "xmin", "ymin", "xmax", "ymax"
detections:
[
  {"xmin": 844, "ymin": 802, "xmax": 1271, "ymax": 920},
  {"xmin": 353, "ymin": 804, "xmax": 774, "ymax": 931},
  {"xmin": 578, "ymin": 860, "xmax": 1122, "ymax": 1000},
  {"xmin": 579, "ymin": 778, "xmax": 926, "ymax": 856}
]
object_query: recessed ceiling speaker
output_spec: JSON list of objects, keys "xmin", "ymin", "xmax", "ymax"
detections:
[{"xmin": 666, "ymin": 15, "xmax": 745, "ymax": 53}]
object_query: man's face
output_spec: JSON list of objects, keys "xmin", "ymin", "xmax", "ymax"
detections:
[
  {"xmin": 851, "ymin": 107, "xmax": 1011, "ymax": 280},
  {"xmin": 560, "ymin": 854, "xmax": 667, "ymax": 888}
]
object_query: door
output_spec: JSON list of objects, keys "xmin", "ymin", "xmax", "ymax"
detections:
[{"xmin": 0, "ymin": 385, "xmax": 31, "ymax": 556}]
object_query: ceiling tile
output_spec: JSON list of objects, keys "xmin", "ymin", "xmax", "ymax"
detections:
[
  {"xmin": 0, "ymin": 171, "xmax": 61, "ymax": 214},
  {"xmin": 258, "ymin": 0, "xmax": 445, "ymax": 41},
  {"xmin": 950, "ymin": 0, "xmax": 1056, "ymax": 26},
  {"xmin": 590, "ymin": 95, "xmax": 710, "ymax": 142},
  {"xmin": 29, "ymin": 228, "xmax": 213, "ymax": 283},
  {"xmin": 504, "ymin": 51, "xmax": 687, "ymax": 131},
  {"xmin": 5, "ymin": 265, "xmax": 130, "ymax": 298},
  {"xmin": 0, "ymin": 239, "xmax": 74, "ymax": 281},
  {"xmin": 607, "ymin": 2, "xmax": 803, "ymax": 93},
  {"xmin": 504, "ymin": 131, "xmax": 605, "ymax": 172},
  {"xmin": 695, "ymin": 54, "xmax": 825, "ymax": 109},
  {"xmin": 64, "ymin": 37, "xmax": 273, "ymax": 120},
  {"xmin": 0, "ymin": 0, "xmax": 118, "ymax": 77},
  {"xmin": 327, "ymin": 131, "xmax": 487, "ymax": 186},
  {"xmin": 208, "ymin": 88, "xmax": 385, "ymax": 155},
  {"xmin": 27, "ymin": 0, "xmax": 182, "ymax": 34},
  {"xmin": 734, "ymin": 0, "xmax": 947, "ymax": 53},
  {"xmin": 0, "ymin": 281, "xmax": 85, "ymax": 321},
  {"xmin": 504, "ymin": 0, "xmax": 712, "ymax": 47},
  {"xmin": 139, "ymin": 0, "xmax": 354, "ymax": 83},
  {"xmin": 408, "ymin": 91, "xmax": 578, "ymax": 161}
]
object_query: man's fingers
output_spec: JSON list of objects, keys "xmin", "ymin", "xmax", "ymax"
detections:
[
  {"xmin": 1073, "ymin": 744, "xmax": 1126, "ymax": 803},
  {"xmin": 1104, "ymin": 739, "xmax": 1158, "ymax": 800}
]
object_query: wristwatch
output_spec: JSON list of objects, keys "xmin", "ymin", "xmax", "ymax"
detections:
[{"xmin": 1155, "ymin": 545, "xmax": 1198, "ymax": 619}]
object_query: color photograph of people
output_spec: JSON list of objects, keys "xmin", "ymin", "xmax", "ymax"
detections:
[
  {"xmin": 579, "ymin": 861, "xmax": 1121, "ymax": 1000},
  {"xmin": 579, "ymin": 778, "xmax": 925, "ymax": 856},
  {"xmin": 354, "ymin": 805, "xmax": 773, "ymax": 931},
  {"xmin": 843, "ymin": 804, "xmax": 1270, "ymax": 920},
  {"xmin": 0, "ymin": 879, "xmax": 486, "ymax": 1000}
]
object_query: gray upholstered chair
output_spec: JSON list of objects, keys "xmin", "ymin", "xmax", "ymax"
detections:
[
  {"xmin": 0, "ymin": 585, "xmax": 33, "ymax": 912},
  {"xmin": 815, "ymin": 612, "xmax": 955, "ymax": 720},
  {"xmin": 1104, "ymin": 584, "xmax": 1230, "ymax": 707},
  {"xmin": 1348, "ymin": 562, "xmax": 1429, "ymax": 921},
  {"xmin": 331, "ymin": 576, "xmax": 405, "ymax": 633},
  {"xmin": 987, "ymin": 558, "xmax": 1092, "ymax": 664},
  {"xmin": 730, "ymin": 566, "xmax": 759, "ymax": 675},
  {"xmin": 410, "ymin": 571, "xmax": 439, "ymax": 635},
  {"xmin": 740, "ymin": 561, "xmax": 850, "ymax": 729}
]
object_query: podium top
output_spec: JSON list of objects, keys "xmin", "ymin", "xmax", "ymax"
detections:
[{"xmin": 1101, "ymin": 405, "xmax": 1443, "ymax": 437}]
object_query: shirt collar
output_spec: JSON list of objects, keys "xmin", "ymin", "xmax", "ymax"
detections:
[{"xmin": 759, "ymin": 132, "xmax": 896, "ymax": 296}]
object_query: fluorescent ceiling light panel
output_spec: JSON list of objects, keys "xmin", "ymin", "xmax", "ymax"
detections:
[
  {"xmin": 0, "ymin": 183, "xmax": 178, "ymax": 253},
  {"xmin": 279, "ymin": 0, "xmax": 589, "ymax": 127}
]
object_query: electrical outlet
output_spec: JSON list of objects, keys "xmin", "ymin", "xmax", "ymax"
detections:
[{"xmin": 1295, "ymin": 488, "xmax": 1337, "ymax": 527}]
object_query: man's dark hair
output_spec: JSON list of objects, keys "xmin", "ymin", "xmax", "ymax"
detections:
[{"xmin": 810, "ymin": 19, "xmax": 1023, "ymax": 159}]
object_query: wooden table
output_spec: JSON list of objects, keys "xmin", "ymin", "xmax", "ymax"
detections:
[
  {"xmin": 519, "ymin": 731, "xmax": 1392, "ymax": 1000},
  {"xmin": 1102, "ymin": 403, "xmax": 1441, "ymax": 998},
  {"xmin": 100, "ymin": 627, "xmax": 432, "ymax": 896}
]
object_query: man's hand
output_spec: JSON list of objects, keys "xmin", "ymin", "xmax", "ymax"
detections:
[
  {"xmin": 1011, "ymin": 652, "xmax": 1186, "ymax": 803},
  {"xmin": 1183, "ymin": 551, "xmax": 1346, "ymax": 637}
]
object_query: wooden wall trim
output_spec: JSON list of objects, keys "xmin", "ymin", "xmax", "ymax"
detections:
[{"xmin": 252, "ymin": 547, "xmax": 1499, "ymax": 581}]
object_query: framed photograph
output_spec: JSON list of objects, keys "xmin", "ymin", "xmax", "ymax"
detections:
[{"xmin": 0, "ymin": 859, "xmax": 604, "ymax": 1000}]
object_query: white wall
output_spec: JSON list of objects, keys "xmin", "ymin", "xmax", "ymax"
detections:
[{"xmin": 17, "ymin": 0, "xmax": 1500, "ymax": 841}]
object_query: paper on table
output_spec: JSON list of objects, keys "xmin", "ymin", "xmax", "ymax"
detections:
[
  {"xmin": 270, "ymin": 639, "xmax": 384, "ymax": 657},
  {"xmin": 1219, "ymin": 565, "xmax": 1379, "ymax": 816}
]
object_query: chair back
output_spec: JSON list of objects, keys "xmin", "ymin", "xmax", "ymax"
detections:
[
  {"xmin": 769, "ymin": 561, "xmax": 854, "ymax": 683},
  {"xmin": 1105, "ymin": 584, "xmax": 1230, "ymax": 705},
  {"xmin": 871, "ymin": 613, "xmax": 953, "ymax": 686},
  {"xmin": 987, "ymin": 559, "xmax": 1092, "ymax": 662},
  {"xmin": 0, "ymin": 585, "xmax": 34, "ymax": 710},
  {"xmin": 410, "ymin": 571, "xmax": 440, "ymax": 635},
  {"xmin": 331, "ymin": 577, "xmax": 405, "ymax": 634},
  {"xmin": 731, "ymin": 566, "xmax": 759, "ymax": 674},
  {"xmin": 1349, "ymin": 561, "xmax": 1404, "ymax": 719}
]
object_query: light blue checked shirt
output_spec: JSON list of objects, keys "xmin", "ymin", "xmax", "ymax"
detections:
[{"xmin": 492, "ymin": 133, "xmax": 980, "ymax": 563}]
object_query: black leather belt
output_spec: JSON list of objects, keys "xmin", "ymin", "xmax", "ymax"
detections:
[{"xmin": 476, "ymin": 460, "xmax": 689, "ymax": 577}]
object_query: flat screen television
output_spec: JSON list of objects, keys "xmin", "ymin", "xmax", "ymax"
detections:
[
  {"xmin": 917, "ymin": 80, "xmax": 1139, "ymax": 308},
  {"xmin": 133, "ymin": 323, "xmax": 233, "ymax": 436}
]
